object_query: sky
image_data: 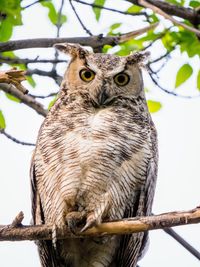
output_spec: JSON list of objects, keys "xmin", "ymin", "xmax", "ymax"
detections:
[{"xmin": 0, "ymin": 1, "xmax": 200, "ymax": 266}]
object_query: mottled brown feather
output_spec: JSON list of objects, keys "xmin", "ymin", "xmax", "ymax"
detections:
[{"xmin": 31, "ymin": 44, "xmax": 158, "ymax": 267}]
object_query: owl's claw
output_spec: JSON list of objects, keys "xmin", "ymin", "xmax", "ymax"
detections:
[
  {"xmin": 65, "ymin": 211, "xmax": 86, "ymax": 234},
  {"xmin": 80, "ymin": 213, "xmax": 99, "ymax": 232}
]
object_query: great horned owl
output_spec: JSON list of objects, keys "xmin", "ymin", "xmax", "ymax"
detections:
[{"xmin": 31, "ymin": 43, "xmax": 158, "ymax": 267}]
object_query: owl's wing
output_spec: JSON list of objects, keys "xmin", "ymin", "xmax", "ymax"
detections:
[
  {"xmin": 115, "ymin": 153, "xmax": 158, "ymax": 267},
  {"xmin": 31, "ymin": 161, "xmax": 65, "ymax": 267}
]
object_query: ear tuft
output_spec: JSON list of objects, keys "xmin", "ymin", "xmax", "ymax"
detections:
[
  {"xmin": 126, "ymin": 51, "xmax": 150, "ymax": 66},
  {"xmin": 53, "ymin": 43, "xmax": 89, "ymax": 59}
]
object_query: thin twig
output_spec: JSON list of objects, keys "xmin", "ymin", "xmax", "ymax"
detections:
[
  {"xmin": 117, "ymin": 22, "xmax": 159, "ymax": 42},
  {"xmin": 73, "ymin": 0, "xmax": 148, "ymax": 17},
  {"xmin": 0, "ymin": 207, "xmax": 200, "ymax": 241},
  {"xmin": 22, "ymin": 0, "xmax": 45, "ymax": 9},
  {"xmin": 51, "ymin": 0, "xmax": 65, "ymax": 83},
  {"xmin": 0, "ymin": 83, "xmax": 47, "ymax": 117},
  {"xmin": 164, "ymin": 228, "xmax": 200, "ymax": 261},
  {"xmin": 138, "ymin": 0, "xmax": 200, "ymax": 37},
  {"xmin": 148, "ymin": 70, "xmax": 200, "ymax": 99},
  {"xmin": 69, "ymin": 0, "xmax": 93, "ymax": 36},
  {"xmin": 0, "ymin": 129, "xmax": 35, "ymax": 146},
  {"xmin": 29, "ymin": 92, "xmax": 57, "ymax": 99},
  {"xmin": 149, "ymin": 51, "xmax": 171, "ymax": 65},
  {"xmin": 11, "ymin": 212, "xmax": 24, "ymax": 227}
]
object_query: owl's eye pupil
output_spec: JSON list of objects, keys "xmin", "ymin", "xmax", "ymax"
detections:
[
  {"xmin": 114, "ymin": 73, "xmax": 130, "ymax": 86},
  {"xmin": 80, "ymin": 69, "xmax": 95, "ymax": 82},
  {"xmin": 117, "ymin": 75, "xmax": 125, "ymax": 84},
  {"xmin": 84, "ymin": 71, "xmax": 92, "ymax": 79}
]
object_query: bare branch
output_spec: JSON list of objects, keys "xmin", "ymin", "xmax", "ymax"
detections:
[
  {"xmin": 72, "ymin": 0, "xmax": 148, "ymax": 17},
  {"xmin": 126, "ymin": 0, "xmax": 200, "ymax": 25},
  {"xmin": 69, "ymin": 0, "xmax": 93, "ymax": 36},
  {"xmin": 164, "ymin": 228, "xmax": 200, "ymax": 261},
  {"xmin": 138, "ymin": 0, "xmax": 200, "ymax": 37},
  {"xmin": 11, "ymin": 212, "xmax": 24, "ymax": 227},
  {"xmin": 0, "ymin": 55, "xmax": 67, "ymax": 64},
  {"xmin": 0, "ymin": 207, "xmax": 200, "ymax": 241},
  {"xmin": 0, "ymin": 83, "xmax": 47, "ymax": 117},
  {"xmin": 119, "ymin": 23, "xmax": 158, "ymax": 43},
  {"xmin": 148, "ymin": 70, "xmax": 200, "ymax": 99},
  {"xmin": 22, "ymin": 0, "xmax": 45, "ymax": 9},
  {"xmin": 0, "ymin": 129, "xmax": 35, "ymax": 146},
  {"xmin": 0, "ymin": 25, "xmax": 158, "ymax": 52},
  {"xmin": 29, "ymin": 92, "xmax": 57, "ymax": 99}
]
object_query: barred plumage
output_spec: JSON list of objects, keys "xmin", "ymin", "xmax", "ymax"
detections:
[{"xmin": 31, "ymin": 43, "xmax": 158, "ymax": 267}]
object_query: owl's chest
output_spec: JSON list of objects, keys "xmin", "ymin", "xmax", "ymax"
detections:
[{"xmin": 44, "ymin": 107, "xmax": 147, "ymax": 167}]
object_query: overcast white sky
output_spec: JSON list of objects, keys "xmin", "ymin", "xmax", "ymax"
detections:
[{"xmin": 0, "ymin": 1, "xmax": 200, "ymax": 266}]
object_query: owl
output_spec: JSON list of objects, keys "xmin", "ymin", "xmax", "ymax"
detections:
[{"xmin": 31, "ymin": 43, "xmax": 158, "ymax": 267}]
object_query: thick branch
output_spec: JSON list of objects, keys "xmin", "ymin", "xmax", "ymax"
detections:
[
  {"xmin": 0, "ymin": 24, "xmax": 158, "ymax": 52},
  {"xmin": 0, "ymin": 56, "xmax": 66, "ymax": 64},
  {"xmin": 127, "ymin": 0, "xmax": 200, "ymax": 25},
  {"xmin": 0, "ymin": 83, "xmax": 47, "ymax": 117},
  {"xmin": 0, "ymin": 208, "xmax": 200, "ymax": 241},
  {"xmin": 138, "ymin": 0, "xmax": 200, "ymax": 37}
]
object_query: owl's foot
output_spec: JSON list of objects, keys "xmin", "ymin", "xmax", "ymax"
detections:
[
  {"xmin": 81, "ymin": 193, "xmax": 110, "ymax": 232},
  {"xmin": 65, "ymin": 211, "xmax": 86, "ymax": 234},
  {"xmin": 80, "ymin": 212, "xmax": 98, "ymax": 232}
]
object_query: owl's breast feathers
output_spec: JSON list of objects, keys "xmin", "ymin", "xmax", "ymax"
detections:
[{"xmin": 33, "ymin": 95, "xmax": 157, "ymax": 267}]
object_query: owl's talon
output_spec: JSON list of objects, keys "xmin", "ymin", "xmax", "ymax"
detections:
[
  {"xmin": 65, "ymin": 211, "xmax": 86, "ymax": 234},
  {"xmin": 80, "ymin": 214, "xmax": 98, "ymax": 232}
]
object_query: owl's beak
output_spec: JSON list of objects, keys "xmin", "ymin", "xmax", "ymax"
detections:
[{"xmin": 98, "ymin": 89, "xmax": 108, "ymax": 105}]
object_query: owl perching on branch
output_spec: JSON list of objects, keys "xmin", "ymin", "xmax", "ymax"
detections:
[{"xmin": 31, "ymin": 43, "xmax": 158, "ymax": 267}]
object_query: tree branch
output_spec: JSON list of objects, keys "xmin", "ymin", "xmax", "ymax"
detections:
[
  {"xmin": 138, "ymin": 0, "xmax": 200, "ymax": 37},
  {"xmin": 164, "ymin": 228, "xmax": 200, "ymax": 260},
  {"xmin": 22, "ymin": 0, "xmax": 45, "ymax": 9},
  {"xmin": 148, "ymin": 70, "xmax": 200, "ymax": 99},
  {"xmin": 127, "ymin": 0, "xmax": 200, "ymax": 25},
  {"xmin": 69, "ymin": 0, "xmax": 93, "ymax": 36},
  {"xmin": 0, "ymin": 129, "xmax": 35, "ymax": 146},
  {"xmin": 0, "ymin": 24, "xmax": 158, "ymax": 52},
  {"xmin": 29, "ymin": 92, "xmax": 57, "ymax": 99},
  {"xmin": 0, "ymin": 207, "xmax": 200, "ymax": 241},
  {"xmin": 0, "ymin": 55, "xmax": 66, "ymax": 64},
  {"xmin": 73, "ymin": 0, "xmax": 148, "ymax": 17},
  {"xmin": 0, "ymin": 83, "xmax": 47, "ymax": 117}
]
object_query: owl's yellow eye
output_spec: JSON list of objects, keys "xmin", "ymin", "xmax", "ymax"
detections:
[
  {"xmin": 114, "ymin": 73, "xmax": 130, "ymax": 86},
  {"xmin": 80, "ymin": 69, "xmax": 95, "ymax": 82}
]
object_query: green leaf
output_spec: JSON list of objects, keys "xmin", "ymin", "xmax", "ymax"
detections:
[
  {"xmin": 127, "ymin": 5, "xmax": 143, "ymax": 13},
  {"xmin": 175, "ymin": 64, "xmax": 193, "ymax": 88},
  {"xmin": 197, "ymin": 70, "xmax": 200, "ymax": 91},
  {"xmin": 41, "ymin": 2, "xmax": 57, "ymax": 24},
  {"xmin": 189, "ymin": 1, "xmax": 200, "ymax": 8},
  {"xmin": 0, "ymin": 19, "xmax": 13, "ymax": 41},
  {"xmin": 26, "ymin": 76, "xmax": 36, "ymax": 88},
  {"xmin": 93, "ymin": 0, "xmax": 106, "ymax": 21},
  {"xmin": 0, "ymin": 110, "xmax": 6, "ymax": 129},
  {"xmin": 5, "ymin": 93, "xmax": 20, "ymax": 103},
  {"xmin": 41, "ymin": 2, "xmax": 67, "ymax": 25},
  {"xmin": 108, "ymin": 23, "xmax": 121, "ymax": 35},
  {"xmin": 147, "ymin": 100, "xmax": 162, "ymax": 113}
]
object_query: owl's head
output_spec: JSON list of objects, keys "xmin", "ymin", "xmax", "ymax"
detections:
[{"xmin": 54, "ymin": 43, "xmax": 148, "ymax": 106}]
